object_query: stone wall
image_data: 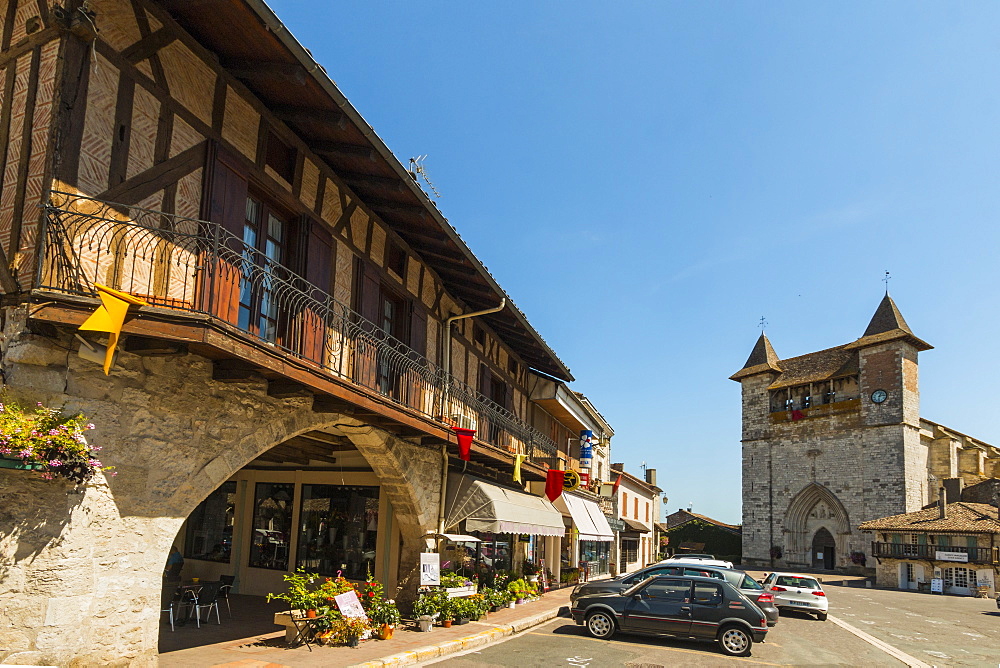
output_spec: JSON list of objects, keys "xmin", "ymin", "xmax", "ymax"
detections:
[{"xmin": 0, "ymin": 305, "xmax": 441, "ymax": 666}]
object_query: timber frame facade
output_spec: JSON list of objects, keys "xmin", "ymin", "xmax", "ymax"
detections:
[{"xmin": 0, "ymin": 1, "xmax": 596, "ymax": 664}]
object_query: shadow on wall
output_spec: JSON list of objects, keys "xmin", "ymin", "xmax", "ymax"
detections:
[{"xmin": 0, "ymin": 472, "xmax": 84, "ymax": 584}]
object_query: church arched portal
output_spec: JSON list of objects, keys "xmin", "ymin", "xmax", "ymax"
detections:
[
  {"xmin": 783, "ymin": 483, "xmax": 850, "ymax": 569},
  {"xmin": 811, "ymin": 527, "xmax": 835, "ymax": 570}
]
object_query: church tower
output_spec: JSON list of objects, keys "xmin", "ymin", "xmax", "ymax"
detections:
[{"xmin": 732, "ymin": 295, "xmax": 932, "ymax": 571}]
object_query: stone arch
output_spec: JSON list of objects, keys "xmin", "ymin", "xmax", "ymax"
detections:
[
  {"xmin": 0, "ymin": 312, "xmax": 440, "ymax": 666},
  {"xmin": 783, "ymin": 483, "xmax": 850, "ymax": 567}
]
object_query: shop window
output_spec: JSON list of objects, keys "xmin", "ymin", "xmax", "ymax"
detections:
[
  {"xmin": 248, "ymin": 482, "xmax": 294, "ymax": 570},
  {"xmin": 621, "ymin": 539, "xmax": 639, "ymax": 564},
  {"xmin": 441, "ymin": 533, "xmax": 512, "ymax": 577},
  {"xmin": 184, "ymin": 481, "xmax": 236, "ymax": 563},
  {"xmin": 297, "ymin": 484, "xmax": 379, "ymax": 580}
]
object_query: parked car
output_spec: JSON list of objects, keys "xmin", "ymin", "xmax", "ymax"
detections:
[
  {"xmin": 661, "ymin": 554, "xmax": 734, "ymax": 568},
  {"xmin": 761, "ymin": 572, "xmax": 829, "ymax": 621},
  {"xmin": 572, "ymin": 562, "xmax": 779, "ymax": 626},
  {"xmin": 570, "ymin": 575, "xmax": 769, "ymax": 656}
]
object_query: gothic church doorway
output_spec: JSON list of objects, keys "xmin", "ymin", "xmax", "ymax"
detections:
[{"xmin": 811, "ymin": 527, "xmax": 835, "ymax": 569}]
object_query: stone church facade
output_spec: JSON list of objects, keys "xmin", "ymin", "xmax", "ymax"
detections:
[{"xmin": 732, "ymin": 295, "xmax": 1000, "ymax": 571}]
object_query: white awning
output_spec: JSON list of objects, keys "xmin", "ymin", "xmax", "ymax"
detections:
[
  {"xmin": 445, "ymin": 474, "xmax": 565, "ymax": 537},
  {"xmin": 560, "ymin": 493, "xmax": 615, "ymax": 541},
  {"xmin": 428, "ymin": 532, "xmax": 482, "ymax": 543}
]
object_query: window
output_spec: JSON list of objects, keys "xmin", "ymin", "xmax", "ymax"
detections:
[
  {"xmin": 622, "ymin": 492, "xmax": 628, "ymax": 518},
  {"xmin": 634, "ymin": 497, "xmax": 638, "ymax": 518},
  {"xmin": 645, "ymin": 503, "xmax": 649, "ymax": 523},
  {"xmin": 248, "ymin": 482, "xmax": 294, "ymax": 570},
  {"xmin": 683, "ymin": 568, "xmax": 724, "ymax": 580},
  {"xmin": 903, "ymin": 533, "xmax": 919, "ymax": 556},
  {"xmin": 621, "ymin": 538, "xmax": 639, "ymax": 564},
  {"xmin": 741, "ymin": 575, "xmax": 764, "ymax": 590},
  {"xmin": 693, "ymin": 582, "xmax": 724, "ymax": 606},
  {"xmin": 943, "ymin": 567, "xmax": 973, "ymax": 589},
  {"xmin": 184, "ymin": 481, "xmax": 236, "ymax": 562},
  {"xmin": 238, "ymin": 196, "xmax": 290, "ymax": 343},
  {"xmin": 296, "ymin": 484, "xmax": 379, "ymax": 579},
  {"xmin": 643, "ymin": 579, "xmax": 690, "ymax": 601},
  {"xmin": 904, "ymin": 563, "xmax": 914, "ymax": 583},
  {"xmin": 385, "ymin": 239, "xmax": 406, "ymax": 277}
]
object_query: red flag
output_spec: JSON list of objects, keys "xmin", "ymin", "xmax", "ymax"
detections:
[
  {"xmin": 453, "ymin": 427, "xmax": 475, "ymax": 461},
  {"xmin": 612, "ymin": 473, "xmax": 623, "ymax": 494},
  {"xmin": 546, "ymin": 470, "xmax": 564, "ymax": 501},
  {"xmin": 791, "ymin": 410, "xmax": 805, "ymax": 421}
]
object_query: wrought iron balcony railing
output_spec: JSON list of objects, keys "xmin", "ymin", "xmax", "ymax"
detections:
[
  {"xmin": 39, "ymin": 192, "xmax": 557, "ymax": 460},
  {"xmin": 870, "ymin": 541, "xmax": 999, "ymax": 565}
]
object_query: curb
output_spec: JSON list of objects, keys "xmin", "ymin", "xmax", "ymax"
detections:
[{"xmin": 348, "ymin": 606, "xmax": 565, "ymax": 667}]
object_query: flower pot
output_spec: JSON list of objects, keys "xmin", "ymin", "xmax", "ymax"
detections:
[
  {"xmin": 508, "ymin": 601, "xmax": 517, "ymax": 609},
  {"xmin": 516, "ymin": 598, "xmax": 524, "ymax": 605},
  {"xmin": 441, "ymin": 619, "xmax": 452, "ymax": 628},
  {"xmin": 305, "ymin": 609, "xmax": 318, "ymax": 619},
  {"xmin": 347, "ymin": 635, "xmax": 360, "ymax": 648},
  {"xmin": 418, "ymin": 619, "xmax": 434, "ymax": 632},
  {"xmin": 490, "ymin": 605, "xmax": 500, "ymax": 612},
  {"xmin": 455, "ymin": 617, "xmax": 468, "ymax": 625},
  {"xmin": 527, "ymin": 575, "xmax": 539, "ymax": 583},
  {"xmin": 377, "ymin": 624, "xmax": 394, "ymax": 640}
]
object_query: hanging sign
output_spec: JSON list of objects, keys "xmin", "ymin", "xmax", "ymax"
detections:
[
  {"xmin": 546, "ymin": 470, "xmax": 564, "ymax": 501},
  {"xmin": 420, "ymin": 552, "xmax": 441, "ymax": 585},
  {"xmin": 579, "ymin": 430, "xmax": 594, "ymax": 469},
  {"xmin": 453, "ymin": 427, "xmax": 475, "ymax": 461},
  {"xmin": 562, "ymin": 469, "xmax": 581, "ymax": 492},
  {"xmin": 578, "ymin": 472, "xmax": 590, "ymax": 488}
]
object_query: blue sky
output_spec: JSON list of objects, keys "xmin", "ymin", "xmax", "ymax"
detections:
[{"xmin": 267, "ymin": 1, "xmax": 1000, "ymax": 524}]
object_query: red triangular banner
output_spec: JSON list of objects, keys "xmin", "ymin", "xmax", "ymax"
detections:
[
  {"xmin": 453, "ymin": 427, "xmax": 475, "ymax": 461},
  {"xmin": 546, "ymin": 470, "xmax": 564, "ymax": 501}
]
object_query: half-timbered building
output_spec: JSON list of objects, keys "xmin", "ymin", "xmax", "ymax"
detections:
[{"xmin": 0, "ymin": 1, "xmax": 600, "ymax": 664}]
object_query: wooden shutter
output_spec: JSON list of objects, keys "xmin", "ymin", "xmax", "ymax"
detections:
[
  {"xmin": 410, "ymin": 305, "xmax": 427, "ymax": 357},
  {"xmin": 202, "ymin": 148, "xmax": 248, "ymax": 324},
  {"xmin": 360, "ymin": 261, "xmax": 381, "ymax": 328},
  {"xmin": 299, "ymin": 221, "xmax": 333, "ymax": 365}
]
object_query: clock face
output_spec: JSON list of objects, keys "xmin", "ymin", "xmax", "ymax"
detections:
[{"xmin": 871, "ymin": 389, "xmax": 888, "ymax": 404}]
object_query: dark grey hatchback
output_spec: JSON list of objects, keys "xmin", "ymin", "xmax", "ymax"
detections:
[
  {"xmin": 570, "ymin": 575, "xmax": 769, "ymax": 657},
  {"xmin": 571, "ymin": 562, "xmax": 779, "ymax": 626}
]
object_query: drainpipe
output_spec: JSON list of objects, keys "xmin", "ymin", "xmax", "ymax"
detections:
[{"xmin": 436, "ymin": 299, "xmax": 506, "ymax": 536}]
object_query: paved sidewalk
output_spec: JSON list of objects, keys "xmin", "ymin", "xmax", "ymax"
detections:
[{"xmin": 158, "ymin": 587, "xmax": 572, "ymax": 668}]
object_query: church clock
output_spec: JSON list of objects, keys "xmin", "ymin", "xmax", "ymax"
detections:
[{"xmin": 870, "ymin": 389, "xmax": 888, "ymax": 404}]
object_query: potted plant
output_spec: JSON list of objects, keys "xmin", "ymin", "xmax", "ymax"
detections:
[
  {"xmin": 412, "ymin": 591, "xmax": 440, "ymax": 632},
  {"xmin": 368, "ymin": 598, "xmax": 401, "ymax": 640},
  {"xmin": 330, "ymin": 615, "xmax": 369, "ymax": 647},
  {"xmin": 522, "ymin": 560, "xmax": 540, "ymax": 583},
  {"xmin": 451, "ymin": 597, "xmax": 472, "ymax": 625},
  {"xmin": 507, "ymin": 578, "xmax": 528, "ymax": 604},
  {"xmin": 439, "ymin": 594, "xmax": 455, "ymax": 627},
  {"xmin": 467, "ymin": 593, "xmax": 487, "ymax": 620},
  {"xmin": 312, "ymin": 607, "xmax": 337, "ymax": 645},
  {"xmin": 0, "ymin": 400, "xmax": 111, "ymax": 483},
  {"xmin": 266, "ymin": 568, "xmax": 320, "ymax": 616}
]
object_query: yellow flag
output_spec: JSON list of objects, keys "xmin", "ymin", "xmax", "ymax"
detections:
[
  {"xmin": 78, "ymin": 284, "xmax": 146, "ymax": 374},
  {"xmin": 513, "ymin": 454, "xmax": 527, "ymax": 483}
]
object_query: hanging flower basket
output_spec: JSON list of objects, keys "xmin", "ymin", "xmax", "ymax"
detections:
[{"xmin": 0, "ymin": 400, "xmax": 110, "ymax": 483}]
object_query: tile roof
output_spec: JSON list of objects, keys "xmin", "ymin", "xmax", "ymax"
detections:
[
  {"xmin": 665, "ymin": 510, "xmax": 741, "ymax": 533},
  {"xmin": 858, "ymin": 502, "xmax": 1000, "ymax": 534},
  {"xmin": 863, "ymin": 294, "xmax": 913, "ymax": 337},
  {"xmin": 766, "ymin": 344, "xmax": 859, "ymax": 390},
  {"xmin": 730, "ymin": 333, "xmax": 782, "ymax": 380}
]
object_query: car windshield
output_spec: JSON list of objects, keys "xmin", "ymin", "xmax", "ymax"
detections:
[{"xmin": 775, "ymin": 575, "xmax": 821, "ymax": 589}]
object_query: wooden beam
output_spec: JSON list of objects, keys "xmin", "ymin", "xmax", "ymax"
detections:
[
  {"xmin": 299, "ymin": 431, "xmax": 350, "ymax": 446},
  {"xmin": 310, "ymin": 141, "xmax": 376, "ymax": 161},
  {"xmin": 212, "ymin": 359, "xmax": 260, "ymax": 383},
  {"xmin": 267, "ymin": 380, "xmax": 313, "ymax": 399},
  {"xmin": 366, "ymin": 199, "xmax": 429, "ymax": 218},
  {"xmin": 337, "ymin": 170, "xmax": 405, "ymax": 191},
  {"xmin": 225, "ymin": 60, "xmax": 308, "ymax": 86},
  {"xmin": 123, "ymin": 336, "xmax": 186, "ymax": 356},
  {"xmin": 99, "ymin": 141, "xmax": 207, "ymax": 205},
  {"xmin": 121, "ymin": 26, "xmax": 177, "ymax": 63},
  {"xmin": 312, "ymin": 394, "xmax": 354, "ymax": 414},
  {"xmin": 273, "ymin": 105, "xmax": 347, "ymax": 130}
]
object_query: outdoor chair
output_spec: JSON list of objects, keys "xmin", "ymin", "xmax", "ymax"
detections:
[
  {"xmin": 218, "ymin": 575, "xmax": 235, "ymax": 618},
  {"xmin": 160, "ymin": 585, "xmax": 182, "ymax": 632},
  {"xmin": 191, "ymin": 580, "xmax": 223, "ymax": 628}
]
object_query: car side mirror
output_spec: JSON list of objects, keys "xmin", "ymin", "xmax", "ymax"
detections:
[{"xmin": 633, "ymin": 594, "xmax": 643, "ymax": 601}]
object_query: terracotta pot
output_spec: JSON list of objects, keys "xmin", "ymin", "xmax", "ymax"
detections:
[
  {"xmin": 377, "ymin": 624, "xmax": 394, "ymax": 640},
  {"xmin": 305, "ymin": 609, "xmax": 318, "ymax": 619},
  {"xmin": 442, "ymin": 619, "xmax": 453, "ymax": 628}
]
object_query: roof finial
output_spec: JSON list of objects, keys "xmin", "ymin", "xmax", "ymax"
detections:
[
  {"xmin": 759, "ymin": 316, "xmax": 768, "ymax": 332},
  {"xmin": 883, "ymin": 270, "xmax": 891, "ymax": 295}
]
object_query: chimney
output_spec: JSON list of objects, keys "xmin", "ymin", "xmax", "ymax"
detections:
[
  {"xmin": 943, "ymin": 477, "xmax": 964, "ymax": 503},
  {"xmin": 938, "ymin": 487, "xmax": 947, "ymax": 519},
  {"xmin": 611, "ymin": 463, "xmax": 624, "ymax": 472},
  {"xmin": 645, "ymin": 468, "xmax": 657, "ymax": 486}
]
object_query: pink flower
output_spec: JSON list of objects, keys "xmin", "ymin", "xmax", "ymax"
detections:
[{"xmin": 48, "ymin": 460, "xmax": 62, "ymax": 467}]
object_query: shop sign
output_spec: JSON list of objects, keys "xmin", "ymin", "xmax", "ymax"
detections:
[
  {"xmin": 579, "ymin": 430, "xmax": 594, "ymax": 468},
  {"xmin": 420, "ymin": 552, "xmax": 440, "ymax": 585},
  {"xmin": 930, "ymin": 578, "xmax": 943, "ymax": 593},
  {"xmin": 606, "ymin": 516, "xmax": 626, "ymax": 532},
  {"xmin": 935, "ymin": 550, "xmax": 969, "ymax": 563},
  {"xmin": 334, "ymin": 590, "xmax": 368, "ymax": 621},
  {"xmin": 562, "ymin": 470, "xmax": 581, "ymax": 492},
  {"xmin": 579, "ymin": 472, "xmax": 590, "ymax": 487}
]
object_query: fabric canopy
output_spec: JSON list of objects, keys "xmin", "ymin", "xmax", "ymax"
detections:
[
  {"xmin": 445, "ymin": 474, "xmax": 565, "ymax": 536},
  {"xmin": 562, "ymin": 493, "xmax": 615, "ymax": 541},
  {"xmin": 621, "ymin": 518, "xmax": 651, "ymax": 533}
]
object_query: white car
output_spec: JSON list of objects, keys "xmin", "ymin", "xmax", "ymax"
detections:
[
  {"xmin": 761, "ymin": 572, "xmax": 828, "ymax": 621},
  {"xmin": 660, "ymin": 555, "xmax": 734, "ymax": 569}
]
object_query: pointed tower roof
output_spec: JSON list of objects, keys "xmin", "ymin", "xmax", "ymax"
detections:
[
  {"xmin": 730, "ymin": 332, "xmax": 782, "ymax": 381},
  {"xmin": 846, "ymin": 294, "xmax": 932, "ymax": 351}
]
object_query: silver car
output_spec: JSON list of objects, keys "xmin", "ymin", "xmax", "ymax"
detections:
[{"xmin": 761, "ymin": 572, "xmax": 829, "ymax": 621}]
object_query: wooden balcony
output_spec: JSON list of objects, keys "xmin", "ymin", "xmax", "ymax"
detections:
[{"xmin": 871, "ymin": 541, "xmax": 999, "ymax": 565}]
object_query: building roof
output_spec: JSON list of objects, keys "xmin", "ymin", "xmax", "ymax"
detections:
[
  {"xmin": 731, "ymin": 296, "xmax": 931, "ymax": 384},
  {"xmin": 858, "ymin": 502, "xmax": 1000, "ymax": 534},
  {"xmin": 665, "ymin": 510, "xmax": 741, "ymax": 534},
  {"xmin": 610, "ymin": 467, "xmax": 662, "ymax": 494},
  {"xmin": 621, "ymin": 518, "xmax": 651, "ymax": 533}
]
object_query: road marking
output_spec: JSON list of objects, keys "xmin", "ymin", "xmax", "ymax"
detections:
[
  {"xmin": 828, "ymin": 615, "xmax": 932, "ymax": 668},
  {"xmin": 528, "ymin": 631, "xmax": 783, "ymax": 665}
]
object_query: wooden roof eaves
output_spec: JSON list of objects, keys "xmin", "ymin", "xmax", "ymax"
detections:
[{"xmin": 225, "ymin": 0, "xmax": 573, "ymax": 382}]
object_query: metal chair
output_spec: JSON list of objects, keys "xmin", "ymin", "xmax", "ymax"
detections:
[
  {"xmin": 160, "ymin": 585, "xmax": 179, "ymax": 632},
  {"xmin": 191, "ymin": 580, "xmax": 223, "ymax": 628},
  {"xmin": 218, "ymin": 575, "xmax": 235, "ymax": 618}
]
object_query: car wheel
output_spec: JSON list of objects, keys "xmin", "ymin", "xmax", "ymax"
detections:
[
  {"xmin": 718, "ymin": 624, "xmax": 753, "ymax": 657},
  {"xmin": 585, "ymin": 610, "xmax": 616, "ymax": 639},
  {"xmin": 817, "ymin": 611, "xmax": 828, "ymax": 621}
]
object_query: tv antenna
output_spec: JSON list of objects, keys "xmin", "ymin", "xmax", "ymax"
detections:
[{"xmin": 408, "ymin": 155, "xmax": 441, "ymax": 199}]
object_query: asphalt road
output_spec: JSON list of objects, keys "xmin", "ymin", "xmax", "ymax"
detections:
[{"xmin": 428, "ymin": 580, "xmax": 1000, "ymax": 667}]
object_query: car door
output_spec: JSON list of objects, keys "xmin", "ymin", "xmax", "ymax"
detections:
[
  {"xmin": 689, "ymin": 582, "xmax": 727, "ymax": 638},
  {"xmin": 622, "ymin": 578, "xmax": 693, "ymax": 635}
]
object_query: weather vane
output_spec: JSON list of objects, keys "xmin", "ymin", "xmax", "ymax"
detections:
[
  {"xmin": 758, "ymin": 316, "xmax": 767, "ymax": 331},
  {"xmin": 883, "ymin": 271, "xmax": 891, "ymax": 294}
]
